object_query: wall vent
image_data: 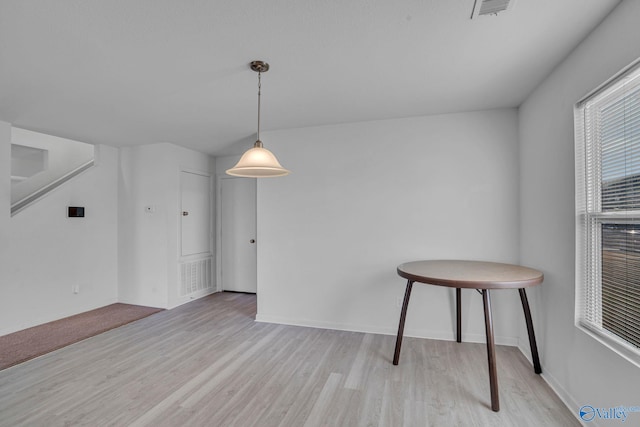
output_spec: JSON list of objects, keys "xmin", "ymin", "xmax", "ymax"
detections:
[
  {"xmin": 180, "ymin": 257, "xmax": 213, "ymax": 296},
  {"xmin": 471, "ymin": 0, "xmax": 516, "ymax": 19}
]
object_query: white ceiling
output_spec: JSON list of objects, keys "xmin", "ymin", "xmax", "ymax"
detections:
[{"xmin": 0, "ymin": 0, "xmax": 620, "ymax": 156}]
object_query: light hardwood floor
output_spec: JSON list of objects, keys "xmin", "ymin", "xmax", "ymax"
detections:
[{"xmin": 0, "ymin": 292, "xmax": 579, "ymax": 427}]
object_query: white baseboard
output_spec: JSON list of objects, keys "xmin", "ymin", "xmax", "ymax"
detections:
[
  {"xmin": 516, "ymin": 344, "xmax": 592, "ymax": 427},
  {"xmin": 168, "ymin": 288, "xmax": 218, "ymax": 310},
  {"xmin": 255, "ymin": 314, "xmax": 519, "ymax": 346}
]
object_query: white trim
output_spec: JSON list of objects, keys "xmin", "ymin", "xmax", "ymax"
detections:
[
  {"xmin": 215, "ymin": 174, "xmax": 258, "ymax": 294},
  {"xmin": 255, "ymin": 314, "xmax": 519, "ymax": 346},
  {"xmin": 576, "ymin": 322, "xmax": 640, "ymax": 369},
  {"xmin": 576, "ymin": 57, "xmax": 640, "ymax": 107},
  {"xmin": 168, "ymin": 287, "xmax": 218, "ymax": 310},
  {"xmin": 536, "ymin": 365, "xmax": 593, "ymax": 427},
  {"xmin": 215, "ymin": 174, "xmax": 224, "ymax": 293},
  {"xmin": 574, "ymin": 58, "xmax": 640, "ymax": 369},
  {"xmin": 10, "ymin": 159, "xmax": 95, "ymax": 216},
  {"xmin": 514, "ymin": 341, "xmax": 588, "ymax": 426}
]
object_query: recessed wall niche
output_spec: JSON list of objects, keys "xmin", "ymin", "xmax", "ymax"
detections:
[
  {"xmin": 11, "ymin": 144, "xmax": 48, "ymax": 184},
  {"xmin": 10, "ymin": 128, "xmax": 95, "ymax": 215}
]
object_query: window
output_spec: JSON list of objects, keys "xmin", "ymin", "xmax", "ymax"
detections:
[{"xmin": 575, "ymin": 59, "xmax": 640, "ymax": 366}]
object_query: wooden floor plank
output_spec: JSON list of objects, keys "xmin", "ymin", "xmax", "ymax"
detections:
[{"xmin": 0, "ymin": 292, "xmax": 579, "ymax": 427}]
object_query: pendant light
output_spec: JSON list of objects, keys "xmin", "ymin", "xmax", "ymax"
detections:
[{"xmin": 226, "ymin": 61, "xmax": 290, "ymax": 178}]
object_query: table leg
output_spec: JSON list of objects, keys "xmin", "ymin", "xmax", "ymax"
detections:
[
  {"xmin": 393, "ymin": 280, "xmax": 414, "ymax": 365},
  {"xmin": 456, "ymin": 288, "xmax": 462, "ymax": 343},
  {"xmin": 519, "ymin": 288, "xmax": 542, "ymax": 374},
  {"xmin": 482, "ymin": 289, "xmax": 499, "ymax": 412}
]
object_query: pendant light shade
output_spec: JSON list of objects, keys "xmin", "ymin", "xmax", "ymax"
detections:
[
  {"xmin": 226, "ymin": 61, "xmax": 290, "ymax": 178},
  {"xmin": 226, "ymin": 140, "xmax": 289, "ymax": 177}
]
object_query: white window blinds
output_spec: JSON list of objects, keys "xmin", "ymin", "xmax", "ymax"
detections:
[{"xmin": 575, "ymin": 59, "xmax": 640, "ymax": 366}]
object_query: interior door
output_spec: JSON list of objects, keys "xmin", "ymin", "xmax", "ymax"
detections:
[
  {"xmin": 221, "ymin": 177, "xmax": 257, "ymax": 293},
  {"xmin": 180, "ymin": 171, "xmax": 211, "ymax": 257}
]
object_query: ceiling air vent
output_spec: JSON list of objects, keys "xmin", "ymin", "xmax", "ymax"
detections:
[{"xmin": 471, "ymin": 0, "xmax": 516, "ymax": 19}]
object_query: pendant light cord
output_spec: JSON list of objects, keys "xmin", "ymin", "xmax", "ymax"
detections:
[{"xmin": 257, "ymin": 71, "xmax": 262, "ymax": 142}]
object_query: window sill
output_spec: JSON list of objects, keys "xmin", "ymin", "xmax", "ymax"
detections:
[{"xmin": 576, "ymin": 321, "xmax": 640, "ymax": 369}]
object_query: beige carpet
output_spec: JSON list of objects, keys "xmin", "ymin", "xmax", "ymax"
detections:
[{"xmin": 0, "ymin": 303, "xmax": 163, "ymax": 371}]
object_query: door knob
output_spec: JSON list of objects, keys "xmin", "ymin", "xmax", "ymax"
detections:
[
  {"xmin": 250, "ymin": 239, "xmax": 256, "ymax": 243},
  {"xmin": 182, "ymin": 211, "xmax": 189, "ymax": 216}
]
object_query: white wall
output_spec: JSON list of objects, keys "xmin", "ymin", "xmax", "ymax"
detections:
[
  {"xmin": 256, "ymin": 109, "xmax": 523, "ymax": 344},
  {"xmin": 519, "ymin": 0, "xmax": 640, "ymax": 419},
  {"xmin": 0, "ymin": 122, "xmax": 119, "ymax": 336},
  {"xmin": 118, "ymin": 143, "xmax": 214, "ymax": 309}
]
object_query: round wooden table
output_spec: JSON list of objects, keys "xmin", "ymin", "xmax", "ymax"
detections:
[{"xmin": 393, "ymin": 260, "xmax": 543, "ymax": 412}]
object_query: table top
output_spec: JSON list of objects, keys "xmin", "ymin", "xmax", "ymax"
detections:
[{"xmin": 397, "ymin": 260, "xmax": 543, "ymax": 290}]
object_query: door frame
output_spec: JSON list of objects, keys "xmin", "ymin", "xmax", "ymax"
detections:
[{"xmin": 216, "ymin": 175, "xmax": 257, "ymax": 293}]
